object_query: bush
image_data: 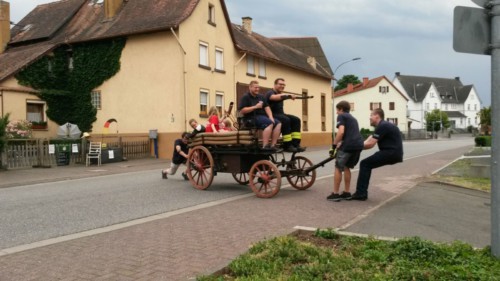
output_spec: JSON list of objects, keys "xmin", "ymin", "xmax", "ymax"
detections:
[
  {"xmin": 5, "ymin": 119, "xmax": 32, "ymax": 139},
  {"xmin": 475, "ymin": 136, "xmax": 492, "ymax": 147},
  {"xmin": 360, "ymin": 128, "xmax": 373, "ymax": 140}
]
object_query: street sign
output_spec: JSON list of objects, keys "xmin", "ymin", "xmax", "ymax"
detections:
[
  {"xmin": 453, "ymin": 6, "xmax": 490, "ymax": 55},
  {"xmin": 471, "ymin": 0, "xmax": 488, "ymax": 7}
]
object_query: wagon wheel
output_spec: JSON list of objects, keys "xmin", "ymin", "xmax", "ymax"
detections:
[
  {"xmin": 249, "ymin": 160, "xmax": 281, "ymax": 198},
  {"xmin": 187, "ymin": 146, "xmax": 214, "ymax": 190},
  {"xmin": 286, "ymin": 156, "xmax": 316, "ymax": 190},
  {"xmin": 232, "ymin": 173, "xmax": 249, "ymax": 185}
]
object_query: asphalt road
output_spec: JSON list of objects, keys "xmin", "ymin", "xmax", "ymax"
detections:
[{"xmin": 0, "ymin": 137, "xmax": 474, "ymax": 250}]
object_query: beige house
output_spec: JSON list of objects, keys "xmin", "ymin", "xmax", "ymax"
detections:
[
  {"xmin": 0, "ymin": 0, "xmax": 332, "ymax": 159},
  {"xmin": 334, "ymin": 76, "xmax": 408, "ymax": 134}
]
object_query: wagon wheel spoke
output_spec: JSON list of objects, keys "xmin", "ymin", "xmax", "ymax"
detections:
[
  {"xmin": 286, "ymin": 156, "xmax": 316, "ymax": 190},
  {"xmin": 186, "ymin": 146, "xmax": 214, "ymax": 190},
  {"xmin": 249, "ymin": 160, "xmax": 281, "ymax": 198}
]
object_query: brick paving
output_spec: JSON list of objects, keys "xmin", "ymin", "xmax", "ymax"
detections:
[{"xmin": 0, "ymin": 147, "xmax": 468, "ymax": 280}]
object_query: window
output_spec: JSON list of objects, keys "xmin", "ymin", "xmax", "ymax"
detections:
[
  {"xmin": 215, "ymin": 48, "xmax": 224, "ymax": 71},
  {"xmin": 474, "ymin": 104, "xmax": 477, "ymax": 110},
  {"xmin": 247, "ymin": 55, "xmax": 255, "ymax": 76},
  {"xmin": 215, "ymin": 93, "xmax": 224, "ymax": 116},
  {"xmin": 370, "ymin": 102, "xmax": 381, "ymax": 110},
  {"xmin": 258, "ymin": 59, "xmax": 266, "ymax": 78},
  {"xmin": 302, "ymin": 90, "xmax": 308, "ymax": 132},
  {"xmin": 91, "ymin": 91, "xmax": 101, "ymax": 110},
  {"xmin": 379, "ymin": 86, "xmax": 389, "ymax": 93},
  {"xmin": 208, "ymin": 4, "xmax": 216, "ymax": 25},
  {"xmin": 321, "ymin": 94, "xmax": 326, "ymax": 131},
  {"xmin": 389, "ymin": 102, "xmax": 395, "ymax": 110},
  {"xmin": 434, "ymin": 103, "xmax": 437, "ymax": 109},
  {"xmin": 200, "ymin": 90, "xmax": 209, "ymax": 115},
  {"xmin": 27, "ymin": 101, "xmax": 44, "ymax": 123},
  {"xmin": 426, "ymin": 103, "xmax": 430, "ymax": 110},
  {"xmin": 430, "ymin": 92, "xmax": 434, "ymax": 98},
  {"xmin": 349, "ymin": 103, "xmax": 355, "ymax": 111},
  {"xmin": 387, "ymin": 118, "xmax": 398, "ymax": 125},
  {"xmin": 199, "ymin": 42, "xmax": 209, "ymax": 68},
  {"xmin": 468, "ymin": 104, "xmax": 471, "ymax": 110},
  {"xmin": 468, "ymin": 118, "xmax": 471, "ymax": 125}
]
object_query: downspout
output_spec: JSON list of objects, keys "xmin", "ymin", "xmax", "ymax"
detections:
[
  {"xmin": 170, "ymin": 27, "xmax": 187, "ymax": 132},
  {"xmin": 0, "ymin": 89, "xmax": 3, "ymax": 116},
  {"xmin": 233, "ymin": 52, "xmax": 247, "ymax": 104}
]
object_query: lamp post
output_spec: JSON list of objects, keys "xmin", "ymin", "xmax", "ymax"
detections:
[{"xmin": 332, "ymin": 57, "xmax": 361, "ymax": 141}]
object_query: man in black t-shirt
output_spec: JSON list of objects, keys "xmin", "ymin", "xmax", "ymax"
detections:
[
  {"xmin": 265, "ymin": 78, "xmax": 303, "ymax": 152},
  {"xmin": 327, "ymin": 101, "xmax": 364, "ymax": 202},
  {"xmin": 351, "ymin": 108, "xmax": 403, "ymax": 201},
  {"xmin": 162, "ymin": 132, "xmax": 190, "ymax": 180},
  {"xmin": 238, "ymin": 80, "xmax": 281, "ymax": 151}
]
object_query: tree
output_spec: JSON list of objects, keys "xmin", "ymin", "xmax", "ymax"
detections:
[
  {"xmin": 477, "ymin": 106, "xmax": 491, "ymax": 135},
  {"xmin": 0, "ymin": 113, "xmax": 10, "ymax": 168},
  {"xmin": 425, "ymin": 109, "xmax": 450, "ymax": 132},
  {"xmin": 334, "ymin": 75, "xmax": 361, "ymax": 91}
]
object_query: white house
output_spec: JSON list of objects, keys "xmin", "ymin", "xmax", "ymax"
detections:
[
  {"xmin": 334, "ymin": 76, "xmax": 408, "ymax": 133},
  {"xmin": 393, "ymin": 73, "xmax": 482, "ymax": 130}
]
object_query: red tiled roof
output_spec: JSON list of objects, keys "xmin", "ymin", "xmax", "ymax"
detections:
[{"xmin": 334, "ymin": 76, "xmax": 408, "ymax": 101}]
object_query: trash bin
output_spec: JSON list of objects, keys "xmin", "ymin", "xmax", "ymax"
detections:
[{"xmin": 56, "ymin": 144, "xmax": 71, "ymax": 166}]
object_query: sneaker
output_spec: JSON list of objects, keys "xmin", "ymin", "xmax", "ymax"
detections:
[
  {"xmin": 261, "ymin": 145, "xmax": 277, "ymax": 152},
  {"xmin": 162, "ymin": 171, "xmax": 168, "ymax": 179},
  {"xmin": 182, "ymin": 172, "xmax": 189, "ymax": 181},
  {"xmin": 348, "ymin": 192, "xmax": 368, "ymax": 201},
  {"xmin": 326, "ymin": 193, "xmax": 342, "ymax": 202},
  {"xmin": 340, "ymin": 192, "xmax": 352, "ymax": 200}
]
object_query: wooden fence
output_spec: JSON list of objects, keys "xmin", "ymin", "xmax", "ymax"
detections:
[{"xmin": 1, "ymin": 137, "xmax": 150, "ymax": 170}]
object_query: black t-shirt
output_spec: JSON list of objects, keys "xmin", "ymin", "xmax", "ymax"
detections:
[
  {"xmin": 265, "ymin": 90, "xmax": 285, "ymax": 115},
  {"xmin": 172, "ymin": 139, "xmax": 189, "ymax": 165},
  {"xmin": 238, "ymin": 92, "xmax": 268, "ymax": 118},
  {"xmin": 336, "ymin": 113, "xmax": 364, "ymax": 152},
  {"xmin": 373, "ymin": 120, "xmax": 403, "ymax": 155}
]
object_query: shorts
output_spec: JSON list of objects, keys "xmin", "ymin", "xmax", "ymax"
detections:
[
  {"xmin": 335, "ymin": 150, "xmax": 361, "ymax": 171},
  {"xmin": 253, "ymin": 115, "xmax": 280, "ymax": 130}
]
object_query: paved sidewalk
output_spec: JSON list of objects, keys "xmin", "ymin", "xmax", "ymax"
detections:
[{"xmin": 0, "ymin": 145, "xmax": 487, "ymax": 280}]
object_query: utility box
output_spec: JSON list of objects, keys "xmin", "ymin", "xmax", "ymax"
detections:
[{"xmin": 149, "ymin": 129, "xmax": 158, "ymax": 139}]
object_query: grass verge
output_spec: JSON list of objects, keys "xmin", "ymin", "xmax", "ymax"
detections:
[
  {"xmin": 430, "ymin": 175, "xmax": 491, "ymax": 192},
  {"xmin": 199, "ymin": 229, "xmax": 500, "ymax": 280}
]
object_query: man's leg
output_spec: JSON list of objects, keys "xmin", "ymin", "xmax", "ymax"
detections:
[
  {"xmin": 334, "ymin": 167, "xmax": 342, "ymax": 194},
  {"xmin": 287, "ymin": 114, "xmax": 302, "ymax": 148},
  {"xmin": 344, "ymin": 168, "xmax": 351, "ymax": 193},
  {"xmin": 275, "ymin": 114, "xmax": 293, "ymax": 150},
  {"xmin": 354, "ymin": 152, "xmax": 388, "ymax": 198},
  {"xmin": 262, "ymin": 124, "xmax": 272, "ymax": 147},
  {"xmin": 271, "ymin": 122, "xmax": 281, "ymax": 146}
]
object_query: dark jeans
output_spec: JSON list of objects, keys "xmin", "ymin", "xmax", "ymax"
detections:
[{"xmin": 355, "ymin": 150, "xmax": 403, "ymax": 196}]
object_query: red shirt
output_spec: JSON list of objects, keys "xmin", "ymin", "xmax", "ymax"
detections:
[{"xmin": 205, "ymin": 115, "xmax": 220, "ymax": 133}]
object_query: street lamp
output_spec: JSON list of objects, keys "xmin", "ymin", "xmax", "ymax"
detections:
[
  {"xmin": 333, "ymin": 57, "xmax": 361, "ymax": 82},
  {"xmin": 331, "ymin": 57, "xmax": 361, "ymax": 142}
]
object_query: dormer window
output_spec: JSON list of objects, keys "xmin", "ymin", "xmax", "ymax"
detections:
[{"xmin": 208, "ymin": 4, "xmax": 216, "ymax": 26}]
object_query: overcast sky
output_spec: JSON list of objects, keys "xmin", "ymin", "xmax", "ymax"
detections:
[{"xmin": 10, "ymin": 0, "xmax": 491, "ymax": 106}]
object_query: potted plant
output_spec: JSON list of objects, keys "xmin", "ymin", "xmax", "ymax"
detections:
[{"xmin": 31, "ymin": 121, "xmax": 48, "ymax": 130}]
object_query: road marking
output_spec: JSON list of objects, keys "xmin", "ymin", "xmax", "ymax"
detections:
[{"xmin": 0, "ymin": 146, "xmax": 470, "ymax": 257}]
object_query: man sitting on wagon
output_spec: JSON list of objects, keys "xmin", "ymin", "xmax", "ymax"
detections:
[
  {"xmin": 238, "ymin": 80, "xmax": 281, "ymax": 151},
  {"xmin": 265, "ymin": 78, "xmax": 304, "ymax": 152}
]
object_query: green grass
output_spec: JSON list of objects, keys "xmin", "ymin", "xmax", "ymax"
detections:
[
  {"xmin": 199, "ymin": 230, "xmax": 500, "ymax": 280},
  {"xmin": 431, "ymin": 175, "xmax": 491, "ymax": 192}
]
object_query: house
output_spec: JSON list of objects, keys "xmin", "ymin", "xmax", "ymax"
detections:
[
  {"xmin": 333, "ymin": 76, "xmax": 408, "ymax": 134},
  {"xmin": 392, "ymin": 73, "xmax": 482, "ymax": 130},
  {"xmin": 0, "ymin": 0, "xmax": 333, "ymax": 159}
]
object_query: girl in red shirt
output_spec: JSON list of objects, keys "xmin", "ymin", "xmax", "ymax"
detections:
[{"xmin": 205, "ymin": 106, "xmax": 220, "ymax": 133}]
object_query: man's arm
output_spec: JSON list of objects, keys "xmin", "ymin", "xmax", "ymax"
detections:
[
  {"xmin": 240, "ymin": 104, "xmax": 258, "ymax": 115},
  {"xmin": 269, "ymin": 93, "xmax": 294, "ymax": 101},
  {"xmin": 176, "ymin": 145, "xmax": 188, "ymax": 159},
  {"xmin": 264, "ymin": 106, "xmax": 275, "ymax": 123},
  {"xmin": 363, "ymin": 135, "xmax": 378, "ymax": 149},
  {"xmin": 333, "ymin": 125, "xmax": 344, "ymax": 146}
]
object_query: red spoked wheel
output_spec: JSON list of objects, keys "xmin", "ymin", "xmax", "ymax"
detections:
[
  {"xmin": 286, "ymin": 156, "xmax": 316, "ymax": 190},
  {"xmin": 186, "ymin": 146, "xmax": 214, "ymax": 190},
  {"xmin": 232, "ymin": 173, "xmax": 250, "ymax": 185},
  {"xmin": 249, "ymin": 160, "xmax": 281, "ymax": 198}
]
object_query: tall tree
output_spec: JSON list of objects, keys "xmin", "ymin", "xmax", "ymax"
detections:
[
  {"xmin": 425, "ymin": 109, "xmax": 450, "ymax": 132},
  {"xmin": 477, "ymin": 106, "xmax": 491, "ymax": 135},
  {"xmin": 334, "ymin": 75, "xmax": 361, "ymax": 91}
]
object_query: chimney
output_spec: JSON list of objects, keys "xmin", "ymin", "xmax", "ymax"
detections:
[
  {"xmin": 242, "ymin": 17, "xmax": 252, "ymax": 34},
  {"xmin": 455, "ymin": 76, "xmax": 460, "ymax": 81},
  {"xmin": 105, "ymin": 0, "xmax": 123, "ymax": 19},
  {"xmin": 0, "ymin": 0, "xmax": 10, "ymax": 54},
  {"xmin": 363, "ymin": 77, "xmax": 369, "ymax": 86},
  {"xmin": 395, "ymin": 72, "xmax": 400, "ymax": 76},
  {"xmin": 347, "ymin": 83, "xmax": 354, "ymax": 92},
  {"xmin": 307, "ymin": 56, "xmax": 317, "ymax": 69}
]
